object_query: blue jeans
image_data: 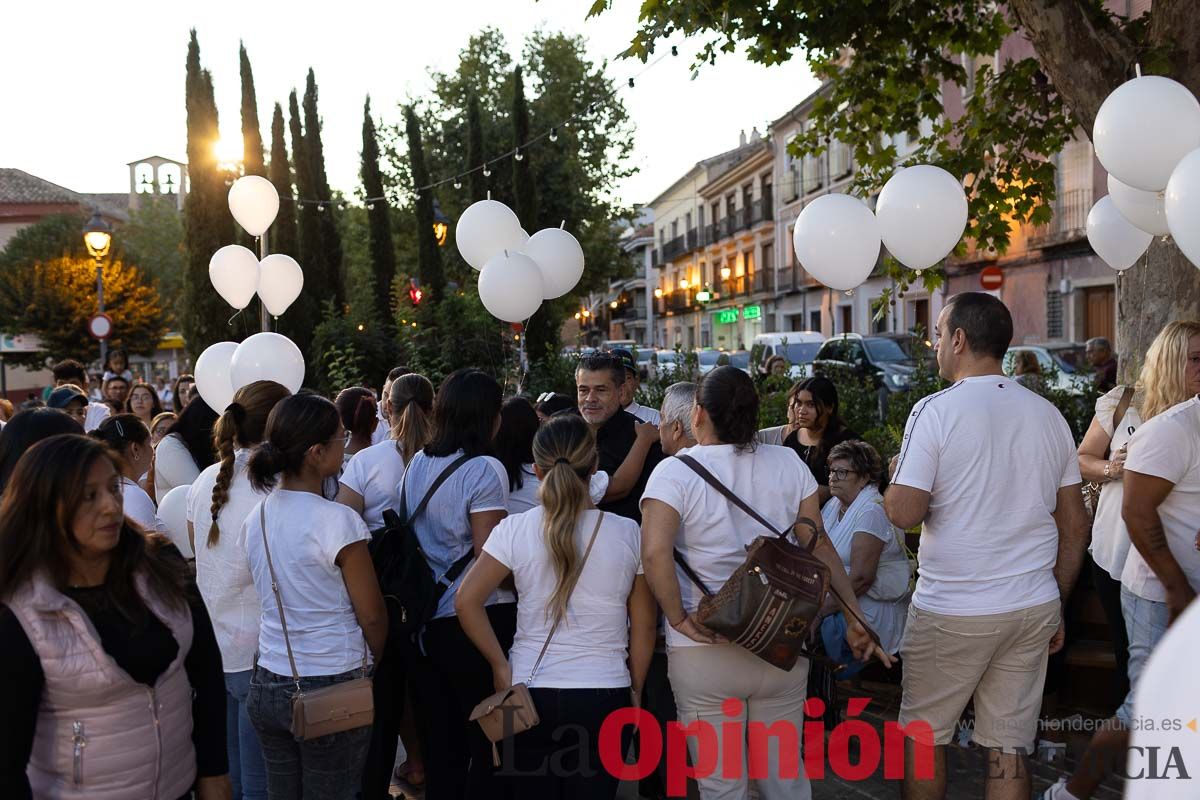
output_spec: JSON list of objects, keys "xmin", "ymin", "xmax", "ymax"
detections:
[
  {"xmin": 247, "ymin": 666, "xmax": 372, "ymax": 800},
  {"xmin": 820, "ymin": 613, "xmax": 868, "ymax": 679},
  {"xmin": 226, "ymin": 669, "xmax": 268, "ymax": 800},
  {"xmin": 1116, "ymin": 587, "xmax": 1170, "ymax": 727}
]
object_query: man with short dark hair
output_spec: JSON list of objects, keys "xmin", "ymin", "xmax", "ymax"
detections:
[
  {"xmin": 103, "ymin": 375, "xmax": 130, "ymax": 408},
  {"xmin": 576, "ymin": 353, "xmax": 663, "ymax": 521},
  {"xmin": 1086, "ymin": 337, "xmax": 1118, "ymax": 393},
  {"xmin": 51, "ymin": 359, "xmax": 109, "ymax": 431},
  {"xmin": 885, "ymin": 292, "xmax": 1089, "ymax": 800},
  {"xmin": 47, "ymin": 385, "xmax": 90, "ymax": 427}
]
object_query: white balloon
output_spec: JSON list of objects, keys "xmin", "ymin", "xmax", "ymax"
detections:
[
  {"xmin": 194, "ymin": 341, "xmax": 239, "ymax": 414},
  {"xmin": 228, "ymin": 175, "xmax": 280, "ymax": 237},
  {"xmin": 1107, "ymin": 174, "xmax": 1169, "ymax": 236},
  {"xmin": 455, "ymin": 199, "xmax": 527, "ymax": 270},
  {"xmin": 876, "ymin": 165, "xmax": 968, "ymax": 271},
  {"xmin": 1094, "ymin": 76, "xmax": 1200, "ymax": 192},
  {"xmin": 230, "ymin": 332, "xmax": 305, "ymax": 394},
  {"xmin": 478, "ymin": 251, "xmax": 544, "ymax": 322},
  {"xmin": 792, "ymin": 194, "xmax": 881, "ymax": 291},
  {"xmin": 156, "ymin": 485, "xmax": 193, "ymax": 558},
  {"xmin": 524, "ymin": 228, "xmax": 585, "ymax": 299},
  {"xmin": 209, "ymin": 245, "xmax": 259, "ymax": 310},
  {"xmin": 1165, "ymin": 147, "xmax": 1200, "ymax": 268},
  {"xmin": 257, "ymin": 254, "xmax": 305, "ymax": 316},
  {"xmin": 1087, "ymin": 196, "xmax": 1152, "ymax": 272}
]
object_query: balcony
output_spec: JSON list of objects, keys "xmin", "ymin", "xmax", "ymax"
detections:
[
  {"xmin": 611, "ymin": 302, "xmax": 647, "ymax": 321},
  {"xmin": 686, "ymin": 227, "xmax": 700, "ymax": 251},
  {"xmin": 751, "ymin": 197, "xmax": 773, "ymax": 226},
  {"xmin": 751, "ymin": 268, "xmax": 773, "ymax": 294},
  {"xmin": 662, "ymin": 235, "xmax": 686, "ymax": 261},
  {"xmin": 665, "ymin": 291, "xmax": 693, "ymax": 314},
  {"xmin": 1027, "ymin": 188, "xmax": 1092, "ymax": 248}
]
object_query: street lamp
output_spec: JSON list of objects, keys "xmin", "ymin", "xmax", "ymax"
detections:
[
  {"xmin": 720, "ymin": 266, "xmax": 732, "ymax": 281},
  {"xmin": 83, "ymin": 210, "xmax": 113, "ymax": 366},
  {"xmin": 432, "ymin": 199, "xmax": 450, "ymax": 247}
]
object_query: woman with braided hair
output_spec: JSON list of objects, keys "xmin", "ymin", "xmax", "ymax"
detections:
[{"xmin": 185, "ymin": 379, "xmax": 290, "ymax": 800}]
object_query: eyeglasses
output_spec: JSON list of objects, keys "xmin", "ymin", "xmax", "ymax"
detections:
[{"xmin": 828, "ymin": 468, "xmax": 858, "ymax": 481}]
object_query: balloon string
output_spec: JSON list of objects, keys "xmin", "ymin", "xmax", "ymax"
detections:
[{"xmin": 227, "ymin": 309, "xmax": 243, "ymax": 327}]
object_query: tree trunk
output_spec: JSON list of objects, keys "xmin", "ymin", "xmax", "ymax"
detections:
[{"xmin": 1011, "ymin": 0, "xmax": 1200, "ymax": 379}]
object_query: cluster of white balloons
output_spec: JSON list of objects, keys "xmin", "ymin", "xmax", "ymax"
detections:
[
  {"xmin": 1089, "ymin": 75, "xmax": 1200, "ymax": 271},
  {"xmin": 792, "ymin": 164, "xmax": 968, "ymax": 292},
  {"xmin": 193, "ymin": 333, "xmax": 306, "ymax": 414},
  {"xmin": 455, "ymin": 198, "xmax": 585, "ymax": 322},
  {"xmin": 210, "ymin": 176, "xmax": 305, "ymax": 316}
]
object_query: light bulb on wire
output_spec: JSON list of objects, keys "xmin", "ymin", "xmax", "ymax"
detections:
[
  {"xmin": 514, "ymin": 149, "xmax": 523, "ymax": 162},
  {"xmin": 549, "ymin": 128, "xmax": 558, "ymax": 142},
  {"xmin": 453, "ymin": 179, "xmax": 462, "ymax": 190},
  {"xmin": 482, "ymin": 165, "xmax": 492, "ymax": 178}
]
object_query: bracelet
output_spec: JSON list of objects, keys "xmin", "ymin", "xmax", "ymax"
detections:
[
  {"xmin": 1104, "ymin": 461, "xmax": 1113, "ymax": 480},
  {"xmin": 668, "ymin": 613, "xmax": 687, "ymax": 629}
]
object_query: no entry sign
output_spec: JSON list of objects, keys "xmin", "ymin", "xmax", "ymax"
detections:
[
  {"xmin": 980, "ymin": 266, "xmax": 1003, "ymax": 290},
  {"xmin": 88, "ymin": 313, "xmax": 113, "ymax": 340}
]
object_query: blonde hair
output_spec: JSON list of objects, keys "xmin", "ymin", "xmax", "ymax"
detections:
[
  {"xmin": 1137, "ymin": 321, "xmax": 1200, "ymax": 422},
  {"xmin": 532, "ymin": 414, "xmax": 597, "ymax": 623},
  {"xmin": 1013, "ymin": 350, "xmax": 1040, "ymax": 375},
  {"xmin": 389, "ymin": 374, "xmax": 435, "ymax": 461}
]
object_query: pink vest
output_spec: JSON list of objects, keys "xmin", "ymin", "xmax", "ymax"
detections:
[{"xmin": 8, "ymin": 572, "xmax": 198, "ymax": 800}]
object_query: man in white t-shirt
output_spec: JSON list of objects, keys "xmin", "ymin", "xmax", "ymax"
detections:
[
  {"xmin": 657, "ymin": 382, "xmax": 697, "ymax": 456},
  {"xmin": 884, "ymin": 292, "xmax": 1088, "ymax": 800}
]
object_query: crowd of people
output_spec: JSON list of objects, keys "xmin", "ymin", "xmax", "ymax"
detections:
[{"xmin": 0, "ymin": 291, "xmax": 1196, "ymax": 800}]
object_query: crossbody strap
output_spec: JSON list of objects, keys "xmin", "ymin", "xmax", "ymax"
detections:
[
  {"xmin": 672, "ymin": 454, "xmax": 881, "ymax": 651},
  {"xmin": 399, "ymin": 453, "xmax": 473, "ymax": 524},
  {"xmin": 526, "ymin": 511, "xmax": 606, "ymax": 684},
  {"xmin": 1103, "ymin": 386, "xmax": 1136, "ymax": 460},
  {"xmin": 259, "ymin": 501, "xmax": 302, "ymax": 689}
]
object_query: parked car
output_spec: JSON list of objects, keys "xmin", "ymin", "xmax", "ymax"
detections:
[
  {"xmin": 1003, "ymin": 344, "xmax": 1091, "ymax": 395},
  {"xmin": 728, "ymin": 350, "xmax": 752, "ymax": 375},
  {"xmin": 751, "ymin": 334, "xmax": 826, "ymax": 380},
  {"xmin": 654, "ymin": 349, "xmax": 681, "ymax": 378},
  {"xmin": 697, "ymin": 349, "xmax": 724, "ymax": 375},
  {"xmin": 813, "ymin": 333, "xmax": 923, "ymax": 392}
]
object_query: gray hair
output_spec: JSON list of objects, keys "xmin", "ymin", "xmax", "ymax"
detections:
[
  {"xmin": 660, "ymin": 382, "xmax": 697, "ymax": 438},
  {"xmin": 1087, "ymin": 337, "xmax": 1112, "ymax": 352}
]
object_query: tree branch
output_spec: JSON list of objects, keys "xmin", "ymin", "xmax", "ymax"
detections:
[
  {"xmin": 1008, "ymin": 0, "xmax": 1136, "ymax": 136},
  {"xmin": 1148, "ymin": 0, "xmax": 1200, "ymax": 92}
]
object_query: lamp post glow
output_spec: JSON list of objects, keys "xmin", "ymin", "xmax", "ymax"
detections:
[
  {"xmin": 432, "ymin": 199, "xmax": 450, "ymax": 247},
  {"xmin": 83, "ymin": 210, "xmax": 113, "ymax": 366}
]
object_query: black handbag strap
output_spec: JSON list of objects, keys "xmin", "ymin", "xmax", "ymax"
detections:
[
  {"xmin": 1102, "ymin": 386, "xmax": 1136, "ymax": 460},
  {"xmin": 399, "ymin": 453, "xmax": 472, "ymax": 525},
  {"xmin": 676, "ymin": 455, "xmax": 821, "ymax": 551}
]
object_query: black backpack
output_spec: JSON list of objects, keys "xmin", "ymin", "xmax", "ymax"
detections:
[{"xmin": 368, "ymin": 453, "xmax": 472, "ymax": 643}]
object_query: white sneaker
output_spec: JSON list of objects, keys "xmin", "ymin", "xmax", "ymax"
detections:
[{"xmin": 1040, "ymin": 776, "xmax": 1080, "ymax": 800}]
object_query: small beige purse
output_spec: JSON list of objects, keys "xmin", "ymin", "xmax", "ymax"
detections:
[
  {"xmin": 469, "ymin": 512, "xmax": 605, "ymax": 758},
  {"xmin": 259, "ymin": 504, "xmax": 374, "ymax": 740}
]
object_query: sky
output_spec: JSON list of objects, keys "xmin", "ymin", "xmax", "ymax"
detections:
[{"xmin": 0, "ymin": 0, "xmax": 817, "ymax": 207}]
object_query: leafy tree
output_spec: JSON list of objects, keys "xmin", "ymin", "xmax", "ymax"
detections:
[
  {"xmin": 123, "ymin": 196, "xmax": 185, "ymax": 323},
  {"xmin": 302, "ymin": 69, "xmax": 346, "ymax": 310},
  {"xmin": 182, "ymin": 29, "xmax": 238, "ymax": 358},
  {"xmin": 0, "ymin": 212, "xmax": 91, "ymax": 270},
  {"xmin": 282, "ymin": 89, "xmax": 320, "ymax": 353},
  {"xmin": 0, "ymin": 255, "xmax": 168, "ymax": 367},
  {"xmin": 239, "ymin": 43, "xmax": 266, "ymax": 178},
  {"xmin": 405, "ymin": 104, "xmax": 446, "ymax": 304},
  {"xmin": 268, "ymin": 102, "xmax": 299, "ymax": 260},
  {"xmin": 361, "ymin": 97, "xmax": 397, "ymax": 325},
  {"xmin": 597, "ymin": 0, "xmax": 1200, "ymax": 375},
  {"xmin": 466, "ymin": 92, "xmax": 487, "ymax": 201},
  {"xmin": 511, "ymin": 66, "xmax": 538, "ymax": 226}
]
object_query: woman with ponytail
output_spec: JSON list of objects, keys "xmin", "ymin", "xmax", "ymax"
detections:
[
  {"xmin": 456, "ymin": 413, "xmax": 656, "ymax": 799},
  {"xmin": 184, "ymin": 380, "xmax": 290, "ymax": 800},
  {"xmin": 242, "ymin": 393, "xmax": 386, "ymax": 799},
  {"xmin": 337, "ymin": 373, "xmax": 434, "ymax": 531},
  {"xmin": 336, "ymin": 387, "xmax": 379, "ymax": 464},
  {"xmin": 91, "ymin": 413, "xmax": 161, "ymax": 536}
]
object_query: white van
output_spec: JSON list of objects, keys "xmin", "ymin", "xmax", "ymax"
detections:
[{"xmin": 751, "ymin": 332, "xmax": 826, "ymax": 378}]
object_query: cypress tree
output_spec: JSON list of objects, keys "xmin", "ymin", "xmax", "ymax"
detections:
[
  {"xmin": 405, "ymin": 105, "xmax": 445, "ymax": 304},
  {"xmin": 302, "ymin": 69, "xmax": 346, "ymax": 310},
  {"xmin": 238, "ymin": 43, "xmax": 265, "ymax": 177},
  {"xmin": 361, "ymin": 96, "xmax": 396, "ymax": 327},
  {"xmin": 182, "ymin": 29, "xmax": 237, "ymax": 358},
  {"xmin": 511, "ymin": 67, "xmax": 538, "ymax": 226},
  {"xmin": 268, "ymin": 103, "xmax": 298, "ymax": 260},
  {"xmin": 279, "ymin": 90, "xmax": 319, "ymax": 352},
  {"xmin": 466, "ymin": 92, "xmax": 486, "ymax": 201}
]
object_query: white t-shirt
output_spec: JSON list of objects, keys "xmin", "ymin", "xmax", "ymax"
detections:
[
  {"xmin": 1119, "ymin": 397, "xmax": 1200, "ymax": 601},
  {"xmin": 154, "ymin": 433, "xmax": 202, "ymax": 503},
  {"xmin": 626, "ymin": 402, "xmax": 662, "ymax": 425},
  {"xmin": 1126, "ymin": 598, "xmax": 1200, "ymax": 799},
  {"xmin": 340, "ymin": 440, "xmax": 406, "ymax": 530},
  {"xmin": 892, "ymin": 376, "xmax": 1081, "ymax": 616},
  {"xmin": 484, "ymin": 508, "xmax": 642, "ymax": 688},
  {"xmin": 371, "ymin": 417, "xmax": 390, "ymax": 446},
  {"xmin": 1090, "ymin": 386, "xmax": 1142, "ymax": 578},
  {"xmin": 84, "ymin": 402, "xmax": 110, "ymax": 433},
  {"xmin": 187, "ymin": 451, "xmax": 266, "ymax": 673},
  {"xmin": 243, "ymin": 490, "xmax": 371, "ymax": 676},
  {"xmin": 642, "ymin": 443, "xmax": 819, "ymax": 649},
  {"xmin": 506, "ymin": 465, "xmax": 610, "ymax": 515},
  {"xmin": 122, "ymin": 476, "xmax": 163, "ymax": 535}
]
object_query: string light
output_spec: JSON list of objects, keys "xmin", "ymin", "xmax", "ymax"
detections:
[
  {"xmin": 453, "ymin": 179, "xmax": 462, "ymax": 189},
  {"xmin": 549, "ymin": 128, "xmax": 558, "ymax": 142},
  {"xmin": 367, "ymin": 203, "xmax": 375, "ymax": 210},
  {"xmin": 514, "ymin": 149, "xmax": 524, "ymax": 161},
  {"xmin": 482, "ymin": 165, "xmax": 492, "ymax": 178}
]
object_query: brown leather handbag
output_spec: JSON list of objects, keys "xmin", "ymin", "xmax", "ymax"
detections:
[
  {"xmin": 470, "ymin": 512, "xmax": 605, "ymax": 761},
  {"xmin": 259, "ymin": 504, "xmax": 375, "ymax": 740},
  {"xmin": 673, "ymin": 454, "xmax": 880, "ymax": 671}
]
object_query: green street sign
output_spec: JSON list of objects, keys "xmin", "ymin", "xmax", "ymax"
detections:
[
  {"xmin": 743, "ymin": 305, "xmax": 762, "ymax": 320},
  {"xmin": 695, "ymin": 289, "xmax": 713, "ymax": 303},
  {"xmin": 715, "ymin": 309, "xmax": 738, "ymax": 325}
]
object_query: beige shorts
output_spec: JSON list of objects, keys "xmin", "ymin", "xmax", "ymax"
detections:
[{"xmin": 898, "ymin": 599, "xmax": 1060, "ymax": 752}]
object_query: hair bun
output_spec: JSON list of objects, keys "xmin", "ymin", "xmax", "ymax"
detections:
[{"xmin": 225, "ymin": 402, "xmax": 247, "ymax": 425}]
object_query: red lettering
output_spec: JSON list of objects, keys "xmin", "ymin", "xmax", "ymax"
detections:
[
  {"xmin": 721, "ymin": 699, "xmax": 744, "ymax": 780},
  {"xmin": 885, "ymin": 720, "xmax": 935, "ymax": 780},
  {"xmin": 666, "ymin": 719, "xmax": 718, "ymax": 797},
  {"xmin": 747, "ymin": 720, "xmax": 800, "ymax": 780},
  {"xmin": 598, "ymin": 707, "xmax": 661, "ymax": 782},
  {"xmin": 803, "ymin": 697, "xmax": 826, "ymax": 779}
]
